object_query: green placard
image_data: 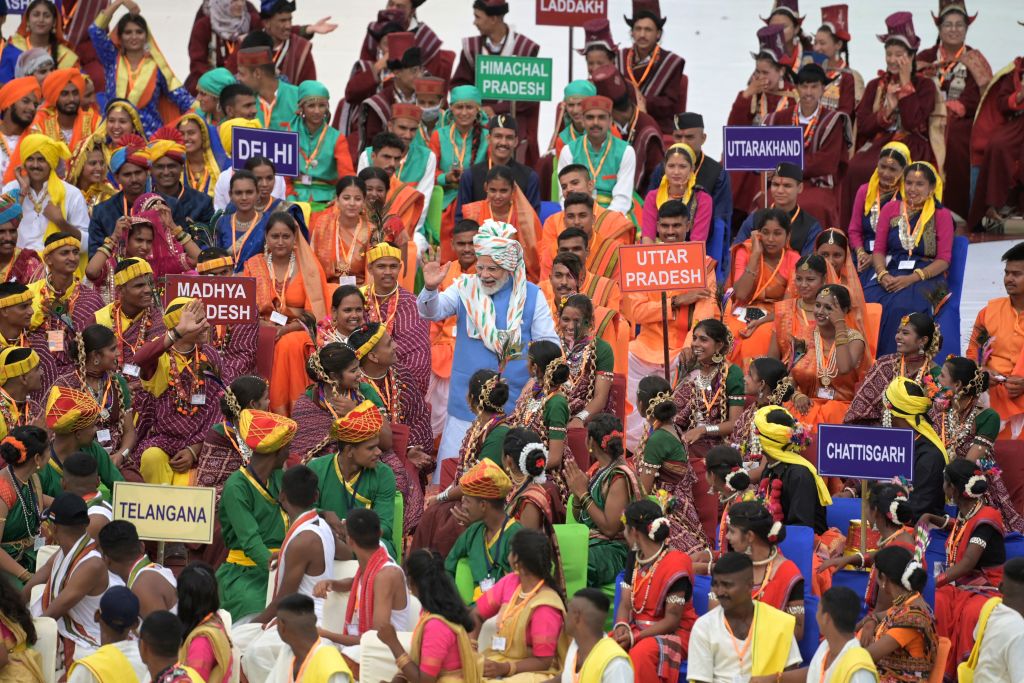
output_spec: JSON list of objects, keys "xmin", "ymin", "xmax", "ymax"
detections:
[{"xmin": 475, "ymin": 55, "xmax": 553, "ymax": 102}]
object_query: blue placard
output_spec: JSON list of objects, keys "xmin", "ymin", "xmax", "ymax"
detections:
[
  {"xmin": 231, "ymin": 128, "xmax": 299, "ymax": 177},
  {"xmin": 722, "ymin": 125, "xmax": 804, "ymax": 172},
  {"xmin": 817, "ymin": 424, "xmax": 915, "ymax": 481},
  {"xmin": 4, "ymin": 0, "xmax": 35, "ymax": 14}
]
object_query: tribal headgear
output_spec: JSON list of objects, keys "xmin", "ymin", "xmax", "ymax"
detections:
[
  {"xmin": 457, "ymin": 220, "xmax": 527, "ymax": 355},
  {"xmin": 148, "ymin": 126, "xmax": 186, "ymax": 164},
  {"xmin": 753, "ymin": 406, "xmax": 832, "ymax": 506},
  {"xmin": 163, "ymin": 297, "xmax": 197, "ymax": 330},
  {"xmin": 882, "ymin": 377, "xmax": 947, "ymax": 462},
  {"xmin": 110, "ymin": 134, "xmax": 151, "ymax": 174},
  {"xmin": 113, "ymin": 257, "xmax": 153, "ymax": 288},
  {"xmin": 643, "ymin": 391, "xmax": 673, "ymax": 422},
  {"xmin": 352, "ymin": 323, "xmax": 386, "ymax": 361},
  {"xmin": 0, "ymin": 190, "xmax": 22, "ymax": 226},
  {"xmin": 238, "ymin": 408, "xmax": 297, "ymax": 454},
  {"xmin": 459, "ymin": 458, "xmax": 512, "ymax": 499},
  {"xmin": 331, "ymin": 400, "xmax": 384, "ymax": 444},
  {"xmin": 365, "ymin": 242, "xmax": 403, "ymax": 266},
  {"xmin": 0, "ymin": 346, "xmax": 39, "ymax": 384},
  {"xmin": 45, "ymin": 386, "xmax": 101, "ymax": 434},
  {"xmin": 197, "ymin": 252, "xmax": 235, "ymax": 274},
  {"xmin": 0, "ymin": 283, "xmax": 31, "ymax": 310},
  {"xmin": 42, "ymin": 232, "xmax": 80, "ymax": 258}
]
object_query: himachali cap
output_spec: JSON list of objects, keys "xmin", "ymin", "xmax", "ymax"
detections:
[
  {"xmin": 197, "ymin": 67, "xmax": 237, "ymax": 97},
  {"xmin": 878, "ymin": 12, "xmax": 921, "ymax": 51},
  {"xmin": 775, "ymin": 161, "xmax": 804, "ymax": 182},
  {"xmin": 49, "ymin": 492, "xmax": 89, "ymax": 527},
  {"xmin": 564, "ymin": 80, "xmax": 597, "ymax": 100},
  {"xmin": 392, "ymin": 103, "xmax": 423, "ymax": 123},
  {"xmin": 751, "ymin": 24, "xmax": 790, "ymax": 64},
  {"xmin": 237, "ymin": 46, "xmax": 274, "ymax": 67},
  {"xmin": 933, "ymin": 0, "xmax": 977, "ymax": 26},
  {"xmin": 450, "ymin": 85, "xmax": 483, "ymax": 105},
  {"xmin": 578, "ymin": 19, "xmax": 618, "ymax": 55},
  {"xmin": 795, "ymin": 63, "xmax": 835, "ymax": 84},
  {"xmin": 820, "ymin": 5, "xmax": 851, "ymax": 42},
  {"xmin": 761, "ymin": 0, "xmax": 804, "ymax": 24},
  {"xmin": 415, "ymin": 77, "xmax": 446, "ymax": 97},
  {"xmin": 591, "ymin": 65, "xmax": 629, "ymax": 104},
  {"xmin": 238, "ymin": 408, "xmax": 298, "ymax": 454},
  {"xmin": 459, "ymin": 458, "xmax": 512, "ymax": 499},
  {"xmin": 624, "ymin": 0, "xmax": 666, "ymax": 29},
  {"xmin": 331, "ymin": 400, "xmax": 385, "ymax": 444},
  {"xmin": 46, "ymin": 386, "xmax": 101, "ymax": 434},
  {"xmin": 386, "ymin": 32, "xmax": 422, "ymax": 69},
  {"xmin": 581, "ymin": 95, "xmax": 613, "ymax": 114},
  {"xmin": 368, "ymin": 9, "xmax": 409, "ymax": 41},
  {"xmin": 673, "ymin": 112, "xmax": 704, "ymax": 130}
]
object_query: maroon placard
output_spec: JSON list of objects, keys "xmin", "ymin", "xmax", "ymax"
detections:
[
  {"xmin": 163, "ymin": 275, "xmax": 259, "ymax": 326},
  {"xmin": 535, "ymin": 0, "xmax": 608, "ymax": 27}
]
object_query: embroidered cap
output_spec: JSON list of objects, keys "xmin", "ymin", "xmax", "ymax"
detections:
[
  {"xmin": 46, "ymin": 386, "xmax": 101, "ymax": 434},
  {"xmin": 459, "ymin": 458, "xmax": 512, "ymax": 499},
  {"xmin": 331, "ymin": 400, "xmax": 385, "ymax": 444},
  {"xmin": 238, "ymin": 408, "xmax": 298, "ymax": 454}
]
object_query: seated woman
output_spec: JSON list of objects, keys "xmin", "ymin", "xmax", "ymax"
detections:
[
  {"xmin": 731, "ymin": 357, "xmax": 797, "ymax": 477},
  {"xmin": 503, "ymin": 428, "xmax": 556, "ymax": 535},
  {"xmin": 698, "ymin": 445, "xmax": 753, "ymax": 573},
  {"xmin": 543, "ymin": 256, "xmax": 621, "ymax": 355},
  {"xmin": 412, "ymin": 370, "xmax": 510, "ymax": 557},
  {"xmin": 0, "ymin": 569, "xmax": 44, "ymax": 680},
  {"xmin": 461, "ymin": 165, "xmax": 541, "ymax": 281},
  {"xmin": 634, "ymin": 374, "xmax": 710, "ymax": 556},
  {"xmin": 316, "ymin": 285, "xmax": 365, "ymax": 347},
  {"xmin": 310, "ymin": 176, "xmax": 376, "ymax": 284},
  {"xmin": 377, "ymin": 549, "xmax": 481, "ymax": 683},
  {"xmin": 814, "ymin": 228, "xmax": 871, "ymax": 349},
  {"xmin": 845, "ymin": 312, "xmax": 941, "ymax": 426},
  {"xmin": 725, "ymin": 208, "xmax": 801, "ymax": 362},
  {"xmin": 68, "ymin": 134, "xmax": 117, "ymax": 213},
  {"xmin": 445, "ymin": 459, "xmax": 522, "ymax": 603},
  {"xmin": 242, "ymin": 210, "xmax": 328, "ymax": 416},
  {"xmin": 473, "ymin": 528, "xmax": 565, "ymax": 682},
  {"xmin": 559, "ymin": 294, "xmax": 614, "ymax": 429},
  {"xmin": 0, "ymin": 425, "xmax": 48, "ymax": 585},
  {"xmin": 722, "ymin": 500, "xmax": 805, "ymax": 640},
  {"xmin": 96, "ymin": 99, "xmax": 147, "ymax": 165},
  {"xmin": 864, "ymin": 546, "xmax": 937, "ymax": 680},
  {"xmin": 86, "ymin": 215, "xmax": 155, "ymax": 304},
  {"xmin": 130, "ymin": 193, "xmax": 200, "ymax": 278},
  {"xmin": 932, "ymin": 356, "xmax": 1024, "ymax": 532},
  {"xmin": 922, "ymin": 459, "xmax": 1007, "ymax": 679},
  {"xmin": 564, "ymin": 414, "xmax": 640, "ymax": 587},
  {"xmin": 790, "ymin": 285, "xmax": 868, "ymax": 433},
  {"xmin": 192, "ymin": 375, "xmax": 268, "ymax": 499},
  {"xmin": 768, "ymin": 254, "xmax": 828, "ymax": 365},
  {"xmin": 641, "ymin": 143, "xmax": 712, "ymax": 245},
  {"xmin": 819, "ymin": 482, "xmax": 914, "ymax": 619},
  {"xmin": 612, "ymin": 499, "xmax": 697, "ymax": 683},
  {"xmin": 863, "ymin": 161, "xmax": 953, "ymax": 357},
  {"xmin": 306, "ymin": 400, "xmax": 398, "ymax": 559},
  {"xmin": 178, "ymin": 561, "xmax": 233, "ymax": 682},
  {"xmin": 178, "ymin": 112, "xmax": 222, "ymax": 199},
  {"xmin": 847, "ymin": 142, "xmax": 910, "ymax": 287}
]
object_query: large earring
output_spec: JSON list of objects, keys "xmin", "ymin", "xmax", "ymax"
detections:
[{"xmin": 711, "ymin": 348, "xmax": 725, "ymax": 364}]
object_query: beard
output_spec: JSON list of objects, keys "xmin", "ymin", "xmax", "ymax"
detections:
[
  {"xmin": 57, "ymin": 102, "xmax": 79, "ymax": 117},
  {"xmin": 480, "ymin": 271, "xmax": 511, "ymax": 296},
  {"xmin": 9, "ymin": 109, "xmax": 34, "ymax": 128}
]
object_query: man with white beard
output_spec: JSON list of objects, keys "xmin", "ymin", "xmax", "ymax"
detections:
[{"xmin": 418, "ymin": 220, "xmax": 559, "ymax": 481}]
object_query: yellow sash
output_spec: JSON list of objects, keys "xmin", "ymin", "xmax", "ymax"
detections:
[
  {"xmin": 226, "ymin": 547, "xmax": 280, "ymax": 567},
  {"xmin": 68, "ymin": 643, "xmax": 137, "ymax": 682},
  {"xmin": 750, "ymin": 602, "xmax": 796, "ymax": 676},
  {"xmin": 293, "ymin": 640, "xmax": 353, "ymax": 682},
  {"xmin": 830, "ymin": 644, "xmax": 879, "ymax": 683},
  {"xmin": 411, "ymin": 614, "xmax": 481, "ymax": 682},
  {"xmin": 483, "ymin": 584, "xmax": 568, "ymax": 680},
  {"xmin": 578, "ymin": 636, "xmax": 633, "ymax": 681},
  {"xmin": 180, "ymin": 617, "xmax": 232, "ymax": 683},
  {"xmin": 957, "ymin": 596, "xmax": 1002, "ymax": 683}
]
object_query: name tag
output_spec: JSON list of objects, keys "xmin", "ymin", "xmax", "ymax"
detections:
[
  {"xmin": 867, "ymin": 240, "xmax": 875, "ymax": 251},
  {"xmin": 898, "ymin": 259, "xmax": 916, "ymax": 270},
  {"xmin": 479, "ymin": 577, "xmax": 495, "ymax": 593},
  {"xmin": 270, "ymin": 311, "xmax": 288, "ymax": 326},
  {"xmin": 300, "ymin": 174, "xmax": 312, "ymax": 186},
  {"xmin": 190, "ymin": 394, "xmax": 207, "ymax": 406},
  {"xmin": 817, "ymin": 386, "xmax": 836, "ymax": 400},
  {"xmin": 123, "ymin": 363, "xmax": 140, "ymax": 378},
  {"xmin": 491, "ymin": 636, "xmax": 507, "ymax": 652},
  {"xmin": 96, "ymin": 429, "xmax": 112, "ymax": 444},
  {"xmin": 732, "ymin": 306, "xmax": 747, "ymax": 322},
  {"xmin": 47, "ymin": 330, "xmax": 64, "ymax": 353}
]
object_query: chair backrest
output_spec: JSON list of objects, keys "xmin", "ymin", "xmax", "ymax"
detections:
[
  {"xmin": 455, "ymin": 557, "xmax": 475, "ymax": 604},
  {"xmin": 825, "ymin": 498, "xmax": 865, "ymax": 539},
  {"xmin": 32, "ymin": 617, "xmax": 58, "ymax": 683},
  {"xmin": 691, "ymin": 574, "xmax": 712, "ymax": 616},
  {"xmin": 359, "ymin": 629, "xmax": 414, "ymax": 683},
  {"xmin": 478, "ymin": 616, "xmax": 499, "ymax": 653},
  {"xmin": 928, "ymin": 636, "xmax": 952, "ymax": 683},
  {"xmin": 777, "ymin": 525, "xmax": 815, "ymax": 585},
  {"xmin": 553, "ymin": 523, "xmax": 589, "ymax": 601},
  {"xmin": 393, "ymin": 492, "xmax": 405, "ymax": 564},
  {"xmin": 936, "ymin": 236, "xmax": 968, "ymax": 359},
  {"xmin": 797, "ymin": 593, "xmax": 821, "ymax": 665},
  {"xmin": 539, "ymin": 201, "xmax": 562, "ymax": 225},
  {"xmin": 708, "ymin": 216, "xmax": 729, "ymax": 284},
  {"xmin": 567, "ymin": 426, "xmax": 591, "ymax": 470},
  {"xmin": 255, "ymin": 325, "xmax": 276, "ymax": 380}
]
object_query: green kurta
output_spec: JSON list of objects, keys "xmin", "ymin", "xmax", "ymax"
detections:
[
  {"xmin": 292, "ymin": 122, "xmax": 346, "ymax": 207},
  {"xmin": 307, "ymin": 454, "xmax": 397, "ymax": 558},
  {"xmin": 445, "ymin": 518, "xmax": 522, "ymax": 597},
  {"xmin": 642, "ymin": 428, "xmax": 687, "ymax": 466},
  {"xmin": 361, "ymin": 142, "xmax": 431, "ymax": 186},
  {"xmin": 1, "ymin": 474, "xmax": 42, "ymax": 578},
  {"xmin": 725, "ymin": 363, "xmax": 747, "ymax": 408},
  {"xmin": 581, "ymin": 465, "xmax": 640, "ymax": 586},
  {"xmin": 565, "ymin": 135, "xmax": 629, "ymax": 207},
  {"xmin": 543, "ymin": 394, "xmax": 570, "ymax": 442},
  {"xmin": 259, "ymin": 81, "xmax": 300, "ymax": 131},
  {"xmin": 39, "ymin": 441, "xmax": 125, "ymax": 499},
  {"xmin": 215, "ymin": 467, "xmax": 287, "ymax": 621}
]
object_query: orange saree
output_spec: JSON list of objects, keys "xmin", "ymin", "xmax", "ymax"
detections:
[
  {"xmin": 789, "ymin": 322, "xmax": 869, "ymax": 434},
  {"xmin": 725, "ymin": 241, "xmax": 800, "ymax": 365},
  {"xmin": 461, "ymin": 186, "xmax": 541, "ymax": 282}
]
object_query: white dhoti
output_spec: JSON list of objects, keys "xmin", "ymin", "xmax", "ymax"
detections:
[
  {"xmin": 625, "ymin": 352, "xmax": 679, "ymax": 451},
  {"xmin": 240, "ymin": 623, "xmax": 285, "ymax": 683},
  {"xmin": 433, "ymin": 415, "xmax": 473, "ymax": 484},
  {"xmin": 427, "ymin": 373, "xmax": 450, "ymax": 438}
]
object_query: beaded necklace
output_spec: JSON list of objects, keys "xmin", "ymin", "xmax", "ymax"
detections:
[
  {"xmin": 167, "ymin": 346, "xmax": 208, "ymax": 417},
  {"xmin": 631, "ymin": 545, "xmax": 668, "ymax": 613},
  {"xmin": 6, "ymin": 464, "xmax": 40, "ymax": 538}
]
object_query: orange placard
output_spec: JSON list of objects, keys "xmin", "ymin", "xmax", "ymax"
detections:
[{"xmin": 616, "ymin": 242, "xmax": 706, "ymax": 293}]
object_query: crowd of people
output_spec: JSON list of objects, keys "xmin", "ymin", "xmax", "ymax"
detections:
[{"xmin": 0, "ymin": 0, "xmax": 1022, "ymax": 681}]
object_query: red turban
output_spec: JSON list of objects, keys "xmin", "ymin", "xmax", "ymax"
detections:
[
  {"xmin": 0, "ymin": 77, "xmax": 42, "ymax": 111},
  {"xmin": 41, "ymin": 69, "xmax": 85, "ymax": 108}
]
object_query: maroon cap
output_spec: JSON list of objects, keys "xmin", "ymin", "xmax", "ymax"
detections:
[
  {"xmin": 578, "ymin": 19, "xmax": 618, "ymax": 55},
  {"xmin": 932, "ymin": 1, "xmax": 977, "ymax": 27},
  {"xmin": 367, "ymin": 9, "xmax": 409, "ymax": 42},
  {"xmin": 751, "ymin": 24, "xmax": 790, "ymax": 65},
  {"xmin": 820, "ymin": 4, "xmax": 851, "ymax": 42},
  {"xmin": 877, "ymin": 11, "xmax": 921, "ymax": 51},
  {"xmin": 581, "ymin": 96, "xmax": 613, "ymax": 114},
  {"xmin": 761, "ymin": 0, "xmax": 804, "ymax": 25},
  {"xmin": 591, "ymin": 64, "xmax": 629, "ymax": 104},
  {"xmin": 624, "ymin": 0, "xmax": 665, "ymax": 29},
  {"xmin": 392, "ymin": 103, "xmax": 423, "ymax": 123}
]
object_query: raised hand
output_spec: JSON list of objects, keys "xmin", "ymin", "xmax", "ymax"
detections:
[{"xmin": 421, "ymin": 258, "xmax": 451, "ymax": 291}]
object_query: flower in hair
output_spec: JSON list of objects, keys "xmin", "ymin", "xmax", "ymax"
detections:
[
  {"xmin": 767, "ymin": 520, "xmax": 783, "ymax": 543},
  {"xmin": 901, "ymin": 560, "xmax": 921, "ymax": 591},
  {"xmin": 964, "ymin": 470, "xmax": 987, "ymax": 498},
  {"xmin": 518, "ymin": 442, "xmax": 548, "ymax": 485},
  {"xmin": 648, "ymin": 517, "xmax": 669, "ymax": 541},
  {"xmin": 888, "ymin": 496, "xmax": 908, "ymax": 524},
  {"xmin": 724, "ymin": 467, "xmax": 744, "ymax": 492},
  {"xmin": 600, "ymin": 430, "xmax": 623, "ymax": 451}
]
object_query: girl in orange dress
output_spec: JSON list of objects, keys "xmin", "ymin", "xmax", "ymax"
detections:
[
  {"xmin": 309, "ymin": 176, "xmax": 374, "ymax": 284},
  {"xmin": 768, "ymin": 254, "xmax": 827, "ymax": 366},
  {"xmin": 460, "ymin": 166, "xmax": 541, "ymax": 282},
  {"xmin": 725, "ymin": 208, "xmax": 801, "ymax": 364},
  {"xmin": 242, "ymin": 211, "xmax": 328, "ymax": 415},
  {"xmin": 814, "ymin": 227, "xmax": 875, "ymax": 359}
]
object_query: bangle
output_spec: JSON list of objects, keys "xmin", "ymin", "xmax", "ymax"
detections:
[
  {"xmin": 437, "ymin": 487, "xmax": 450, "ymax": 503},
  {"xmin": 941, "ymin": 514, "xmax": 951, "ymax": 529},
  {"xmin": 396, "ymin": 653, "xmax": 412, "ymax": 669},
  {"xmin": 705, "ymin": 424, "xmax": 720, "ymax": 435},
  {"xmin": 574, "ymin": 409, "xmax": 590, "ymax": 423},
  {"xmin": 915, "ymin": 268, "xmax": 927, "ymax": 281},
  {"xmin": 853, "ymin": 551, "xmax": 864, "ymax": 567},
  {"xmin": 506, "ymin": 661, "xmax": 517, "ymax": 676},
  {"xmin": 18, "ymin": 569, "xmax": 31, "ymax": 582}
]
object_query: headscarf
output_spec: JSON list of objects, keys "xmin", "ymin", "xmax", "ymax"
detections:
[
  {"xmin": 18, "ymin": 134, "xmax": 72, "ymax": 237},
  {"xmin": 904, "ymin": 161, "xmax": 944, "ymax": 241},
  {"xmin": 109, "ymin": 133, "xmax": 151, "ymax": 174},
  {"xmin": 208, "ymin": 0, "xmax": 251, "ymax": 41},
  {"xmin": 0, "ymin": 190, "xmax": 23, "ymax": 225},
  {"xmin": 197, "ymin": 67, "xmax": 237, "ymax": 97},
  {"xmin": 459, "ymin": 458, "xmax": 512, "ymax": 499},
  {"xmin": 297, "ymin": 80, "xmax": 330, "ymax": 105},
  {"xmin": 97, "ymin": 99, "xmax": 146, "ymax": 144},
  {"xmin": 656, "ymin": 142, "xmax": 698, "ymax": 208},
  {"xmin": 218, "ymin": 117, "xmax": 261, "ymax": 157},
  {"xmin": 884, "ymin": 377, "xmax": 947, "ymax": 463},
  {"xmin": 14, "ymin": 48, "xmax": 54, "ymax": 79},
  {"xmin": 753, "ymin": 405, "xmax": 832, "ymax": 506},
  {"xmin": 45, "ymin": 385, "xmax": 101, "ymax": 434},
  {"xmin": 455, "ymin": 220, "xmax": 526, "ymax": 356},
  {"xmin": 450, "ymin": 85, "xmax": 483, "ymax": 105},
  {"xmin": 67, "ymin": 134, "xmax": 106, "ymax": 186},
  {"xmin": 41, "ymin": 68, "xmax": 86, "ymax": 108},
  {"xmin": 863, "ymin": 141, "xmax": 910, "ymax": 216},
  {"xmin": 176, "ymin": 113, "xmax": 221, "ymax": 192},
  {"xmin": 113, "ymin": 256, "xmax": 153, "ymax": 287},
  {"xmin": 130, "ymin": 193, "xmax": 189, "ymax": 277},
  {"xmin": 0, "ymin": 76, "xmax": 42, "ymax": 111},
  {"xmin": 331, "ymin": 400, "xmax": 384, "ymax": 444},
  {"xmin": 147, "ymin": 126, "xmax": 186, "ymax": 164},
  {"xmin": 563, "ymin": 80, "xmax": 597, "ymax": 99},
  {"xmin": 238, "ymin": 408, "xmax": 297, "ymax": 453}
]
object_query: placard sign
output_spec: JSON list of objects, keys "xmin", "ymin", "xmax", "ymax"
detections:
[
  {"xmin": 817, "ymin": 424, "xmax": 916, "ymax": 481},
  {"xmin": 617, "ymin": 242, "xmax": 707, "ymax": 293},
  {"xmin": 475, "ymin": 56, "xmax": 553, "ymax": 102},
  {"xmin": 163, "ymin": 275, "xmax": 258, "ymax": 326},
  {"xmin": 4, "ymin": 0, "xmax": 33, "ymax": 13},
  {"xmin": 232, "ymin": 127, "xmax": 299, "ymax": 176},
  {"xmin": 536, "ymin": 0, "xmax": 607, "ymax": 26},
  {"xmin": 722, "ymin": 125, "xmax": 804, "ymax": 172},
  {"xmin": 113, "ymin": 482, "xmax": 216, "ymax": 544}
]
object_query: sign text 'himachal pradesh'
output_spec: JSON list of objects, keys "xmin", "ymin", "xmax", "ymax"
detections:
[
  {"xmin": 617, "ymin": 243, "xmax": 707, "ymax": 293},
  {"xmin": 475, "ymin": 56, "xmax": 553, "ymax": 102},
  {"xmin": 163, "ymin": 275, "xmax": 258, "ymax": 326}
]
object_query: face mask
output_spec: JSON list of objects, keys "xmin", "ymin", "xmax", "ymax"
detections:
[{"xmin": 420, "ymin": 105, "xmax": 442, "ymax": 123}]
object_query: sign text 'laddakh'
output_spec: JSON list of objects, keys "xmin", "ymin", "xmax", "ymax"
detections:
[
  {"xmin": 535, "ymin": 0, "xmax": 607, "ymax": 26},
  {"xmin": 617, "ymin": 243, "xmax": 706, "ymax": 293},
  {"xmin": 476, "ymin": 56, "xmax": 553, "ymax": 102},
  {"xmin": 113, "ymin": 482, "xmax": 216, "ymax": 544},
  {"xmin": 163, "ymin": 275, "xmax": 258, "ymax": 326}
]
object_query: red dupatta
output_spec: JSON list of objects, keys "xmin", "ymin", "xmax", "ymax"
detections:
[
  {"xmin": 752, "ymin": 555, "xmax": 803, "ymax": 611},
  {"xmin": 343, "ymin": 545, "xmax": 391, "ymax": 636},
  {"xmin": 946, "ymin": 505, "xmax": 1005, "ymax": 587},
  {"xmin": 629, "ymin": 549, "xmax": 696, "ymax": 638}
]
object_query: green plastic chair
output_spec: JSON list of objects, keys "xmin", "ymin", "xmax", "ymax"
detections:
[
  {"xmin": 393, "ymin": 492, "xmax": 404, "ymax": 564},
  {"xmin": 553, "ymin": 524, "xmax": 588, "ymax": 602},
  {"xmin": 424, "ymin": 185, "xmax": 444, "ymax": 247},
  {"xmin": 455, "ymin": 557, "xmax": 475, "ymax": 604},
  {"xmin": 550, "ymin": 168, "xmax": 560, "ymax": 203}
]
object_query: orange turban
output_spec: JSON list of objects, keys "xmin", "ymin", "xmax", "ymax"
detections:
[
  {"xmin": 238, "ymin": 409, "xmax": 297, "ymax": 454},
  {"xmin": 45, "ymin": 386, "xmax": 101, "ymax": 434},
  {"xmin": 0, "ymin": 77, "xmax": 42, "ymax": 111},
  {"xmin": 459, "ymin": 459, "xmax": 512, "ymax": 499},
  {"xmin": 41, "ymin": 69, "xmax": 85, "ymax": 108},
  {"xmin": 331, "ymin": 400, "xmax": 384, "ymax": 444}
]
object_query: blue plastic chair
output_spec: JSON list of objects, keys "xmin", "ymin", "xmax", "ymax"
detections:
[
  {"xmin": 692, "ymin": 574, "xmax": 712, "ymax": 616},
  {"xmin": 935, "ymin": 235, "xmax": 968, "ymax": 360},
  {"xmin": 825, "ymin": 498, "xmax": 865, "ymax": 537},
  {"xmin": 707, "ymin": 216, "xmax": 730, "ymax": 284},
  {"xmin": 798, "ymin": 593, "xmax": 821, "ymax": 665},
  {"xmin": 778, "ymin": 525, "xmax": 815, "ymax": 586},
  {"xmin": 539, "ymin": 200, "xmax": 562, "ymax": 225},
  {"xmin": 832, "ymin": 570, "xmax": 871, "ymax": 619}
]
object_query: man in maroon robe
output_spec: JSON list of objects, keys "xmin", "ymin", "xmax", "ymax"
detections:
[
  {"xmin": 451, "ymin": 0, "xmax": 541, "ymax": 169},
  {"xmin": 592, "ymin": 65, "xmax": 664, "ymax": 197},
  {"xmin": 766, "ymin": 63, "xmax": 851, "ymax": 228},
  {"xmin": 617, "ymin": 0, "xmax": 686, "ymax": 135},
  {"xmin": 357, "ymin": 1, "xmax": 446, "ymax": 80},
  {"xmin": 357, "ymin": 32, "xmax": 424, "ymax": 153}
]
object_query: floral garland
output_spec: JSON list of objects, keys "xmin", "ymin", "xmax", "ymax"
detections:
[{"xmin": 166, "ymin": 346, "xmax": 208, "ymax": 417}]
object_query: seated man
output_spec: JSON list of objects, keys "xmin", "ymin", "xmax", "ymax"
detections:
[
  {"xmin": 0, "ymin": 282, "xmax": 33, "ymax": 348},
  {"xmin": 0, "ymin": 346, "xmax": 43, "ymax": 438},
  {"xmin": 39, "ymin": 385, "xmax": 123, "ymax": 498},
  {"xmin": 139, "ymin": 611, "xmax": 206, "ymax": 683},
  {"xmin": 618, "ymin": 0, "xmax": 686, "ymax": 134},
  {"xmin": 555, "ymin": 227, "xmax": 622, "ymax": 310},
  {"xmin": 357, "ymin": 32, "xmax": 425, "ymax": 150},
  {"xmin": 66, "ymin": 586, "xmax": 148, "ymax": 683},
  {"xmin": 962, "ymin": 557, "xmax": 1024, "ymax": 682},
  {"xmin": 562, "ymin": 588, "xmax": 634, "ymax": 682},
  {"xmin": 271, "ymin": 594, "xmax": 354, "ymax": 683},
  {"xmin": 456, "ymin": 115, "xmax": 541, "ymax": 222},
  {"xmin": 30, "ymin": 68, "xmax": 100, "ymax": 151},
  {"xmin": 540, "ymin": 80, "xmax": 597, "ymax": 201},
  {"xmin": 789, "ymin": 586, "xmax": 878, "ymax": 683},
  {"xmin": 687, "ymin": 552, "xmax": 801, "ymax": 683},
  {"xmin": 558, "ymin": 96, "xmax": 636, "ymax": 214},
  {"xmin": 61, "ymin": 451, "xmax": 112, "ymax": 540},
  {"xmin": 733, "ymin": 162, "xmax": 823, "ymax": 257},
  {"xmin": 147, "ymin": 127, "xmax": 215, "ymax": 230},
  {"xmin": 98, "ymin": 520, "xmax": 177, "ymax": 619}
]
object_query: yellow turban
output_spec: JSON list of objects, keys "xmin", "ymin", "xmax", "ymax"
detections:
[
  {"xmin": 114, "ymin": 257, "xmax": 154, "ymax": 288},
  {"xmin": 238, "ymin": 409, "xmax": 297, "ymax": 454},
  {"xmin": 218, "ymin": 118, "xmax": 261, "ymax": 157},
  {"xmin": 45, "ymin": 386, "xmax": 101, "ymax": 434},
  {"xmin": 884, "ymin": 377, "xmax": 947, "ymax": 463},
  {"xmin": 459, "ymin": 458, "xmax": 512, "ymax": 499},
  {"xmin": 753, "ymin": 406, "xmax": 832, "ymax": 506},
  {"xmin": 656, "ymin": 142, "xmax": 698, "ymax": 209},
  {"xmin": 0, "ymin": 346, "xmax": 38, "ymax": 383},
  {"xmin": 163, "ymin": 297, "xmax": 196, "ymax": 330},
  {"xmin": 19, "ymin": 134, "xmax": 72, "ymax": 239},
  {"xmin": 365, "ymin": 242, "xmax": 403, "ymax": 266}
]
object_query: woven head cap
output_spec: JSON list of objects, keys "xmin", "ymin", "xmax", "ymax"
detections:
[
  {"xmin": 46, "ymin": 386, "xmax": 101, "ymax": 434},
  {"xmin": 459, "ymin": 458, "xmax": 512, "ymax": 499},
  {"xmin": 238, "ymin": 409, "xmax": 297, "ymax": 454}
]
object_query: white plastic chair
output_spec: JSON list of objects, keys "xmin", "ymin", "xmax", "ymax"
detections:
[
  {"xmin": 358, "ymin": 630, "xmax": 413, "ymax": 683},
  {"xmin": 35, "ymin": 544, "xmax": 58, "ymax": 571},
  {"xmin": 32, "ymin": 616, "xmax": 57, "ymax": 683},
  {"xmin": 478, "ymin": 616, "xmax": 498, "ymax": 654},
  {"xmin": 214, "ymin": 609, "xmax": 240, "ymax": 683}
]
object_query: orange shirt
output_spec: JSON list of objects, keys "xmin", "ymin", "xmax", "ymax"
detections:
[
  {"xmin": 539, "ymin": 204, "xmax": 633, "ymax": 280},
  {"xmin": 430, "ymin": 262, "xmax": 473, "ymax": 378}
]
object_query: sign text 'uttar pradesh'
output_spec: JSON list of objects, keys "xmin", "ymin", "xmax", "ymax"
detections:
[{"xmin": 617, "ymin": 243, "xmax": 707, "ymax": 293}]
